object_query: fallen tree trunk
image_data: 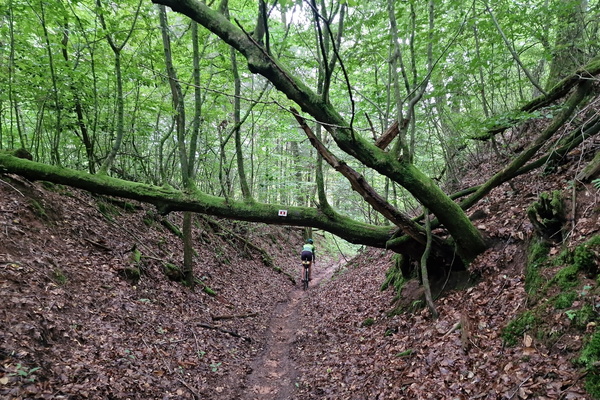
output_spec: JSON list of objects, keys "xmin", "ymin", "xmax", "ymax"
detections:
[{"xmin": 0, "ymin": 152, "xmax": 395, "ymax": 249}]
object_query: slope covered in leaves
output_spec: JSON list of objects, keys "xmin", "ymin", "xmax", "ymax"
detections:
[
  {"xmin": 0, "ymin": 176, "xmax": 303, "ymax": 399},
  {"xmin": 292, "ymin": 138, "xmax": 600, "ymax": 399}
]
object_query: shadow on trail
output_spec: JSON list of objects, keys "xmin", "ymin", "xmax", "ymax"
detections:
[{"xmin": 238, "ymin": 262, "xmax": 337, "ymax": 400}]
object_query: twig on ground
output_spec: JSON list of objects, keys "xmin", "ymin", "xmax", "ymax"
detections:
[
  {"xmin": 212, "ymin": 312, "xmax": 258, "ymax": 321},
  {"xmin": 196, "ymin": 322, "xmax": 252, "ymax": 342},
  {"xmin": 176, "ymin": 378, "xmax": 201, "ymax": 400},
  {"xmin": 0, "ymin": 178, "xmax": 25, "ymax": 197}
]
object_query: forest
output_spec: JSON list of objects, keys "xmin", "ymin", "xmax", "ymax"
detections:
[{"xmin": 1, "ymin": 0, "xmax": 600, "ymax": 398}]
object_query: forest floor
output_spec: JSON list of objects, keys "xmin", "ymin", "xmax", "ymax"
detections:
[
  {"xmin": 240, "ymin": 263, "xmax": 337, "ymax": 400},
  {"xmin": 1, "ymin": 137, "xmax": 600, "ymax": 399}
]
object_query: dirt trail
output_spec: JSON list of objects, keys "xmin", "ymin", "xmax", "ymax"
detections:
[{"xmin": 239, "ymin": 262, "xmax": 336, "ymax": 400}]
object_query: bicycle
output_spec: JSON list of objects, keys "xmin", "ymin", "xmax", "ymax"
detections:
[{"xmin": 301, "ymin": 260, "xmax": 311, "ymax": 290}]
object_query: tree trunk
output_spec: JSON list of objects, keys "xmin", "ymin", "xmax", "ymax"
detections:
[
  {"xmin": 39, "ymin": 0, "xmax": 62, "ymax": 166},
  {"xmin": 159, "ymin": 4, "xmax": 194, "ymax": 286},
  {"xmin": 0, "ymin": 153, "xmax": 398, "ymax": 249},
  {"xmin": 61, "ymin": 17, "xmax": 96, "ymax": 174},
  {"xmin": 227, "ymin": 13, "xmax": 251, "ymax": 201},
  {"xmin": 545, "ymin": 0, "xmax": 587, "ymax": 90},
  {"xmin": 97, "ymin": 0, "xmax": 143, "ymax": 175}
]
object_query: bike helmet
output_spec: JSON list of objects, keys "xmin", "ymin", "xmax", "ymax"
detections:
[{"xmin": 307, "ymin": 238, "xmax": 313, "ymax": 244}]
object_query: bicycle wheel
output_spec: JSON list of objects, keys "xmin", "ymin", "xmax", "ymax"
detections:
[{"xmin": 302, "ymin": 266, "xmax": 309, "ymax": 290}]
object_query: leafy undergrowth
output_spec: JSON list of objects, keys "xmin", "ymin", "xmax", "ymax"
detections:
[{"xmin": 0, "ymin": 175, "xmax": 303, "ymax": 399}]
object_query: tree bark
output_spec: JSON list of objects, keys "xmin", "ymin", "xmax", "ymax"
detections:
[
  {"xmin": 576, "ymin": 150, "xmax": 600, "ymax": 181},
  {"xmin": 545, "ymin": 0, "xmax": 587, "ymax": 90}
]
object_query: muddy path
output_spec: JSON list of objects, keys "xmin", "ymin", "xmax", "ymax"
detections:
[{"xmin": 239, "ymin": 262, "xmax": 336, "ymax": 400}]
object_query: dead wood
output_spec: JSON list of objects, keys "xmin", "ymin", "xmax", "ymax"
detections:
[
  {"xmin": 527, "ymin": 190, "xmax": 565, "ymax": 242},
  {"xmin": 374, "ymin": 120, "xmax": 399, "ymax": 149},
  {"xmin": 291, "ymin": 108, "xmax": 427, "ymax": 245},
  {"xmin": 196, "ymin": 322, "xmax": 252, "ymax": 342},
  {"xmin": 83, "ymin": 237, "xmax": 112, "ymax": 251},
  {"xmin": 211, "ymin": 312, "xmax": 258, "ymax": 321},
  {"xmin": 576, "ymin": 148, "xmax": 600, "ymax": 181}
]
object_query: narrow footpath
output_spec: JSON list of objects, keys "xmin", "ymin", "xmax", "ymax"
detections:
[{"xmin": 239, "ymin": 263, "xmax": 336, "ymax": 400}]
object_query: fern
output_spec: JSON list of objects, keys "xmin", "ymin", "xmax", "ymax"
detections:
[{"xmin": 593, "ymin": 178, "xmax": 600, "ymax": 190}]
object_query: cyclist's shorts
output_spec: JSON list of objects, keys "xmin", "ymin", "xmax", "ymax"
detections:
[{"xmin": 301, "ymin": 250, "xmax": 313, "ymax": 261}]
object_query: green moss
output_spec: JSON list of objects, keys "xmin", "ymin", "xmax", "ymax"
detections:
[
  {"xmin": 502, "ymin": 311, "xmax": 537, "ymax": 347},
  {"xmin": 574, "ymin": 235, "xmax": 600, "ymax": 275},
  {"xmin": 553, "ymin": 247, "xmax": 574, "ymax": 266},
  {"xmin": 553, "ymin": 291, "xmax": 577, "ymax": 309},
  {"xmin": 97, "ymin": 201, "xmax": 120, "ymax": 221},
  {"xmin": 575, "ymin": 325, "xmax": 600, "ymax": 400},
  {"xmin": 579, "ymin": 331, "xmax": 600, "ymax": 398},
  {"xmin": 132, "ymin": 248, "xmax": 142, "ymax": 264},
  {"xmin": 584, "ymin": 372, "xmax": 600, "ymax": 400},
  {"xmin": 578, "ymin": 331, "xmax": 600, "ymax": 366},
  {"xmin": 549, "ymin": 190, "xmax": 564, "ymax": 217},
  {"xmin": 163, "ymin": 263, "xmax": 184, "ymax": 281},
  {"xmin": 527, "ymin": 190, "xmax": 565, "ymax": 241},
  {"xmin": 143, "ymin": 217, "xmax": 153, "ymax": 227},
  {"xmin": 123, "ymin": 267, "xmax": 141, "ymax": 282},
  {"xmin": 395, "ymin": 349, "xmax": 414, "ymax": 357},
  {"xmin": 528, "ymin": 237, "xmax": 551, "ymax": 264},
  {"xmin": 28, "ymin": 199, "xmax": 48, "ymax": 220},
  {"xmin": 361, "ymin": 317, "xmax": 375, "ymax": 327},
  {"xmin": 194, "ymin": 278, "xmax": 217, "ymax": 296},
  {"xmin": 551, "ymin": 264, "xmax": 581, "ymax": 290},
  {"xmin": 122, "ymin": 202, "xmax": 136, "ymax": 212},
  {"xmin": 40, "ymin": 181, "xmax": 57, "ymax": 190},
  {"xmin": 572, "ymin": 304, "xmax": 596, "ymax": 329},
  {"xmin": 51, "ymin": 269, "xmax": 68, "ymax": 285},
  {"xmin": 525, "ymin": 237, "xmax": 550, "ymax": 295},
  {"xmin": 381, "ymin": 254, "xmax": 406, "ymax": 292}
]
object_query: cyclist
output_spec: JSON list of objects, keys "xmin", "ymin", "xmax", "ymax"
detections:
[{"xmin": 301, "ymin": 238, "xmax": 316, "ymax": 280}]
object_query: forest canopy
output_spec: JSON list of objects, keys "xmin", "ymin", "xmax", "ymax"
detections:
[{"xmin": 1, "ymin": 0, "xmax": 599, "ymax": 270}]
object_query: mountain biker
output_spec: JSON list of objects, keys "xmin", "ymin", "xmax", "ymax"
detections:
[{"xmin": 301, "ymin": 238, "xmax": 315, "ymax": 280}]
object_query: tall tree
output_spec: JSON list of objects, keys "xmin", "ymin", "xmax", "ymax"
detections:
[
  {"xmin": 545, "ymin": 0, "xmax": 588, "ymax": 89},
  {"xmin": 97, "ymin": 0, "xmax": 143, "ymax": 175},
  {"xmin": 158, "ymin": 4, "xmax": 194, "ymax": 285}
]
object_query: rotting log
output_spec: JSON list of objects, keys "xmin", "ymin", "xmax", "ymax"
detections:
[
  {"xmin": 527, "ymin": 191, "xmax": 565, "ymax": 242},
  {"xmin": 576, "ymin": 149, "xmax": 600, "ymax": 181}
]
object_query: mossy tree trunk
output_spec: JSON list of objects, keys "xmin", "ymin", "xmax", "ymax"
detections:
[{"xmin": 0, "ymin": 153, "xmax": 398, "ymax": 249}]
